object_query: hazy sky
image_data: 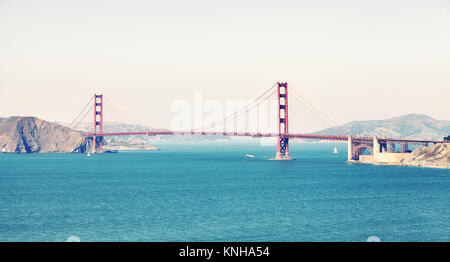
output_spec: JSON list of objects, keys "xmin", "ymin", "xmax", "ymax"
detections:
[{"xmin": 1, "ymin": 0, "xmax": 449, "ymax": 128}]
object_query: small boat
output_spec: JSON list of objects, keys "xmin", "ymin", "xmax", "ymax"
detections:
[
  {"xmin": 246, "ymin": 154, "xmax": 256, "ymax": 158},
  {"xmin": 104, "ymin": 150, "xmax": 119, "ymax": 154},
  {"xmin": 333, "ymin": 146, "xmax": 338, "ymax": 154}
]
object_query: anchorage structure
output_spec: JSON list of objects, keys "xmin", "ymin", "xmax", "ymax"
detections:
[{"xmin": 274, "ymin": 82, "xmax": 291, "ymax": 160}]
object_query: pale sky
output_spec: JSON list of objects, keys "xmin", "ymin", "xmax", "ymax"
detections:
[{"xmin": 1, "ymin": 0, "xmax": 449, "ymax": 129}]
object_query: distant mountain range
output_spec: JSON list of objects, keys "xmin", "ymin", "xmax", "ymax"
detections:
[
  {"xmin": 315, "ymin": 114, "xmax": 450, "ymax": 141},
  {"xmin": 58, "ymin": 121, "xmax": 230, "ymax": 143},
  {"xmin": 55, "ymin": 121, "xmax": 164, "ymax": 133}
]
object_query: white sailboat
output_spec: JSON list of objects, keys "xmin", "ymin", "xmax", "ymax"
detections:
[{"xmin": 333, "ymin": 146, "xmax": 338, "ymax": 154}]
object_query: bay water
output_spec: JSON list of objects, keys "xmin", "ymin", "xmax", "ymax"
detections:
[{"xmin": 0, "ymin": 142, "xmax": 448, "ymax": 242}]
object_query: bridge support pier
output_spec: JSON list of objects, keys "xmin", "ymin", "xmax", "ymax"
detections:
[
  {"xmin": 92, "ymin": 135, "xmax": 96, "ymax": 154},
  {"xmin": 387, "ymin": 142, "xmax": 395, "ymax": 152},
  {"xmin": 400, "ymin": 143, "xmax": 408, "ymax": 153},
  {"xmin": 373, "ymin": 136, "xmax": 380, "ymax": 157},
  {"xmin": 275, "ymin": 137, "xmax": 291, "ymax": 160},
  {"xmin": 348, "ymin": 135, "xmax": 353, "ymax": 161},
  {"xmin": 348, "ymin": 135, "xmax": 376, "ymax": 161}
]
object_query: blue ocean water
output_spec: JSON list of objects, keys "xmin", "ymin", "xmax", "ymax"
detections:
[{"xmin": 0, "ymin": 142, "xmax": 449, "ymax": 242}]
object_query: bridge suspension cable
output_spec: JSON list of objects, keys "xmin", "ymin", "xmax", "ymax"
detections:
[
  {"xmin": 193, "ymin": 83, "xmax": 278, "ymax": 133},
  {"xmin": 103, "ymin": 96, "xmax": 153, "ymax": 129},
  {"xmin": 69, "ymin": 95, "xmax": 94, "ymax": 129},
  {"xmin": 289, "ymin": 85, "xmax": 338, "ymax": 130},
  {"xmin": 71, "ymin": 102, "xmax": 94, "ymax": 131}
]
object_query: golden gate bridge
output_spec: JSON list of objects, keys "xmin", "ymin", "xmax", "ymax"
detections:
[{"xmin": 69, "ymin": 82, "xmax": 445, "ymax": 161}]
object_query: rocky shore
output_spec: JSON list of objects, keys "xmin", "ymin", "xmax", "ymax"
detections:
[
  {"xmin": 0, "ymin": 116, "xmax": 163, "ymax": 154},
  {"xmin": 400, "ymin": 143, "xmax": 450, "ymax": 169},
  {"xmin": 356, "ymin": 143, "xmax": 450, "ymax": 169}
]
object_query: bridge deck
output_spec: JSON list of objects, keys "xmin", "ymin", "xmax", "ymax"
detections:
[{"xmin": 82, "ymin": 131, "xmax": 445, "ymax": 144}]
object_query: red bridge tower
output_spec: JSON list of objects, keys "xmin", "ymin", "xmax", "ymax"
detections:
[
  {"xmin": 275, "ymin": 82, "xmax": 291, "ymax": 160},
  {"xmin": 92, "ymin": 94, "xmax": 103, "ymax": 153}
]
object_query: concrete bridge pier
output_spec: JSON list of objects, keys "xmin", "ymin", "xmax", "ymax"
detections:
[
  {"xmin": 348, "ymin": 135, "xmax": 353, "ymax": 161},
  {"xmin": 373, "ymin": 136, "xmax": 380, "ymax": 157},
  {"xmin": 400, "ymin": 143, "xmax": 408, "ymax": 153}
]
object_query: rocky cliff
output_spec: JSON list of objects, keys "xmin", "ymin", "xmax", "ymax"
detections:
[
  {"xmin": 0, "ymin": 117, "xmax": 89, "ymax": 153},
  {"xmin": 400, "ymin": 143, "xmax": 450, "ymax": 169}
]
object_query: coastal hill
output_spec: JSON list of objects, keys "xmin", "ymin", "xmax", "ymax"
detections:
[
  {"xmin": 315, "ymin": 114, "xmax": 450, "ymax": 140},
  {"xmin": 0, "ymin": 117, "xmax": 89, "ymax": 153}
]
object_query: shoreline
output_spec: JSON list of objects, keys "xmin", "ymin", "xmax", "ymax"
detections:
[
  {"xmin": 349, "ymin": 143, "xmax": 450, "ymax": 169},
  {"xmin": 348, "ymin": 160, "xmax": 450, "ymax": 169}
]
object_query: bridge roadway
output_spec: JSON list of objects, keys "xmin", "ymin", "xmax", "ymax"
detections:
[{"xmin": 83, "ymin": 131, "xmax": 445, "ymax": 145}]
